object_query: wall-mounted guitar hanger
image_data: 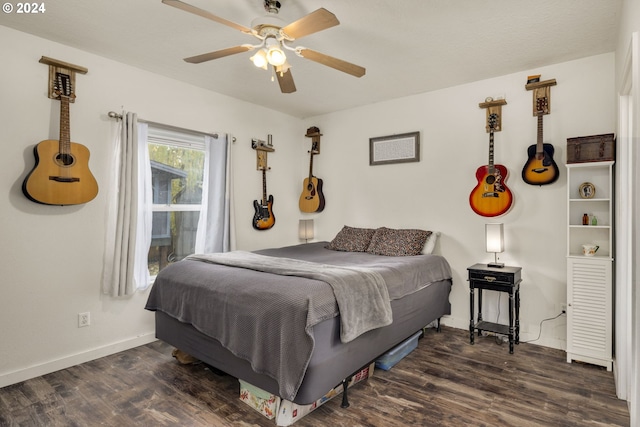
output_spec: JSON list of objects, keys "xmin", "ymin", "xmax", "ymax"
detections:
[
  {"xmin": 39, "ymin": 56, "xmax": 88, "ymax": 102},
  {"xmin": 478, "ymin": 97, "xmax": 507, "ymax": 132},
  {"xmin": 525, "ymin": 78, "xmax": 557, "ymax": 116}
]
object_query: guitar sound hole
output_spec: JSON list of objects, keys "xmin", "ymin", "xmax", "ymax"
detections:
[
  {"xmin": 485, "ymin": 175, "xmax": 496, "ymax": 185},
  {"xmin": 56, "ymin": 153, "xmax": 75, "ymax": 167}
]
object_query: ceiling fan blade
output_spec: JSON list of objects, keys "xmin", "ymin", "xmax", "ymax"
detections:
[
  {"xmin": 184, "ymin": 45, "xmax": 252, "ymax": 64},
  {"xmin": 162, "ymin": 0, "xmax": 252, "ymax": 34},
  {"xmin": 280, "ymin": 8, "xmax": 339, "ymax": 40},
  {"xmin": 298, "ymin": 48, "xmax": 366, "ymax": 78},
  {"xmin": 276, "ymin": 68, "xmax": 296, "ymax": 93}
]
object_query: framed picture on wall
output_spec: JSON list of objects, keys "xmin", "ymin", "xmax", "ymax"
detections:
[{"xmin": 369, "ymin": 131, "xmax": 420, "ymax": 166}]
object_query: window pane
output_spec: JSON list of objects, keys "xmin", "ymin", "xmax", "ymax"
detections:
[
  {"xmin": 148, "ymin": 143, "xmax": 205, "ymax": 205},
  {"xmin": 148, "ymin": 142, "xmax": 205, "ymax": 276},
  {"xmin": 148, "ymin": 210, "xmax": 201, "ymax": 276}
]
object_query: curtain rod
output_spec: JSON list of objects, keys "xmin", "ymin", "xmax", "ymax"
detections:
[{"xmin": 108, "ymin": 111, "xmax": 219, "ymax": 139}]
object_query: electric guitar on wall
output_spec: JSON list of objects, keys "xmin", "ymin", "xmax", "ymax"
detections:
[
  {"xmin": 299, "ymin": 128, "xmax": 325, "ymax": 213},
  {"xmin": 469, "ymin": 113, "xmax": 513, "ymax": 217},
  {"xmin": 252, "ymin": 166, "xmax": 275, "ymax": 230},
  {"xmin": 22, "ymin": 72, "xmax": 98, "ymax": 205},
  {"xmin": 521, "ymin": 97, "xmax": 559, "ymax": 185}
]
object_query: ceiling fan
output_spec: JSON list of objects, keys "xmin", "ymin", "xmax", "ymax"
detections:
[{"xmin": 162, "ymin": 0, "xmax": 366, "ymax": 93}]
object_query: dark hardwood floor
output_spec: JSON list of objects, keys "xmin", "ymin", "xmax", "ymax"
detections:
[{"xmin": 0, "ymin": 326, "xmax": 630, "ymax": 426}]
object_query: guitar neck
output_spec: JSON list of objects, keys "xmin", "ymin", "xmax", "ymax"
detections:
[
  {"xmin": 487, "ymin": 130, "xmax": 495, "ymax": 172},
  {"xmin": 59, "ymin": 95, "xmax": 71, "ymax": 155},
  {"xmin": 308, "ymin": 151, "xmax": 315, "ymax": 180},
  {"xmin": 536, "ymin": 113, "xmax": 544, "ymax": 153},
  {"xmin": 262, "ymin": 168, "xmax": 268, "ymax": 205}
]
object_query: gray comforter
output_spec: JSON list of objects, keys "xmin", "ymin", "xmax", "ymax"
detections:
[
  {"xmin": 145, "ymin": 242, "xmax": 452, "ymax": 401},
  {"xmin": 187, "ymin": 251, "xmax": 392, "ymax": 343}
]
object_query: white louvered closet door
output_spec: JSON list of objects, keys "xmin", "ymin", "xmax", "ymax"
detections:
[{"xmin": 567, "ymin": 258, "xmax": 613, "ymax": 370}]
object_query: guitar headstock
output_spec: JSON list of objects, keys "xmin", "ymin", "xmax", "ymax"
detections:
[
  {"xmin": 488, "ymin": 113, "xmax": 498, "ymax": 131},
  {"xmin": 536, "ymin": 97, "xmax": 549, "ymax": 116},
  {"xmin": 54, "ymin": 72, "xmax": 75, "ymax": 100}
]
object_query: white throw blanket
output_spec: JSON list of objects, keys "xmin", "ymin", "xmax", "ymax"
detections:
[{"xmin": 187, "ymin": 251, "xmax": 393, "ymax": 342}]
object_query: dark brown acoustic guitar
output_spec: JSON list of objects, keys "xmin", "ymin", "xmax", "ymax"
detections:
[
  {"xmin": 252, "ymin": 166, "xmax": 275, "ymax": 230},
  {"xmin": 299, "ymin": 129, "xmax": 325, "ymax": 213},
  {"xmin": 23, "ymin": 72, "xmax": 98, "ymax": 205},
  {"xmin": 521, "ymin": 97, "xmax": 559, "ymax": 185},
  {"xmin": 469, "ymin": 113, "xmax": 513, "ymax": 217}
]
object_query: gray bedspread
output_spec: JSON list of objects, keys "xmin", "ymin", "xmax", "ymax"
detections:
[
  {"xmin": 145, "ymin": 242, "xmax": 452, "ymax": 401},
  {"xmin": 187, "ymin": 251, "xmax": 392, "ymax": 343}
]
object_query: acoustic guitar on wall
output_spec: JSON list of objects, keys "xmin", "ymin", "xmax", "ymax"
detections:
[
  {"xmin": 22, "ymin": 72, "xmax": 98, "ymax": 205},
  {"xmin": 469, "ymin": 113, "xmax": 513, "ymax": 217},
  {"xmin": 299, "ymin": 128, "xmax": 325, "ymax": 213},
  {"xmin": 521, "ymin": 97, "xmax": 559, "ymax": 186},
  {"xmin": 252, "ymin": 166, "xmax": 275, "ymax": 230}
]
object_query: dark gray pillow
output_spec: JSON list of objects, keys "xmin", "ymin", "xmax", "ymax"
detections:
[
  {"xmin": 366, "ymin": 227, "xmax": 432, "ymax": 256},
  {"xmin": 326, "ymin": 226, "xmax": 376, "ymax": 252}
]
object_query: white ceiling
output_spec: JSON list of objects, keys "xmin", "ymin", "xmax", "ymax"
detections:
[{"xmin": 0, "ymin": 0, "xmax": 622, "ymax": 118}]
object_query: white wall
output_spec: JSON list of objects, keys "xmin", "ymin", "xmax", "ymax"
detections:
[
  {"xmin": 614, "ymin": 0, "xmax": 640, "ymax": 421},
  {"xmin": 304, "ymin": 53, "xmax": 616, "ymax": 348},
  {"xmin": 0, "ymin": 26, "xmax": 302, "ymax": 387},
  {"xmin": 0, "ymin": 23, "xmax": 616, "ymax": 387}
]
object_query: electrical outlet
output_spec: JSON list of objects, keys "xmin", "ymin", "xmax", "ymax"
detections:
[
  {"xmin": 78, "ymin": 312, "xmax": 90, "ymax": 328},
  {"xmin": 556, "ymin": 303, "xmax": 567, "ymax": 314}
]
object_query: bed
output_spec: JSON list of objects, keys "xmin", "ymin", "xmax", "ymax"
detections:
[{"xmin": 145, "ymin": 229, "xmax": 452, "ymax": 406}]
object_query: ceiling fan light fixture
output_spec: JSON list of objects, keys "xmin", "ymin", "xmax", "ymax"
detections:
[
  {"xmin": 250, "ymin": 49, "xmax": 268, "ymax": 69},
  {"xmin": 267, "ymin": 46, "xmax": 286, "ymax": 66},
  {"xmin": 264, "ymin": 37, "xmax": 286, "ymax": 66}
]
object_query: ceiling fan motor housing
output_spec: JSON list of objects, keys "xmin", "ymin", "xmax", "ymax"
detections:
[{"xmin": 264, "ymin": 0, "xmax": 281, "ymax": 14}]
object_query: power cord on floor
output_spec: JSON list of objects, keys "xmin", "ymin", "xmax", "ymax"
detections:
[{"xmin": 520, "ymin": 310, "xmax": 566, "ymax": 344}]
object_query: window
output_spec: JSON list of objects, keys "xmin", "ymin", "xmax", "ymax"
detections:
[{"xmin": 146, "ymin": 126, "xmax": 206, "ymax": 277}]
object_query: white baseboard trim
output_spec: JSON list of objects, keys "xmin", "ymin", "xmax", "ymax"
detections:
[
  {"xmin": 0, "ymin": 332, "xmax": 157, "ymax": 389},
  {"xmin": 440, "ymin": 315, "xmax": 566, "ymax": 350}
]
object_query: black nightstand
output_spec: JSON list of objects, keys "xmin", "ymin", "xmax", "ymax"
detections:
[{"xmin": 468, "ymin": 263, "xmax": 522, "ymax": 353}]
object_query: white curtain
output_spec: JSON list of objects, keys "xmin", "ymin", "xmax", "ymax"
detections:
[
  {"xmin": 195, "ymin": 134, "xmax": 236, "ymax": 253},
  {"xmin": 102, "ymin": 112, "xmax": 152, "ymax": 296}
]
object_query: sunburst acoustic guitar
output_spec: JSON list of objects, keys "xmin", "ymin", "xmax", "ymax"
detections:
[
  {"xmin": 521, "ymin": 97, "xmax": 559, "ymax": 185},
  {"xmin": 469, "ymin": 113, "xmax": 513, "ymax": 217},
  {"xmin": 22, "ymin": 72, "xmax": 98, "ymax": 205}
]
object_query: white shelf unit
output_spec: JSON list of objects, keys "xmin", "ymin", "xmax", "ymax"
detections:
[{"xmin": 566, "ymin": 160, "xmax": 614, "ymax": 371}]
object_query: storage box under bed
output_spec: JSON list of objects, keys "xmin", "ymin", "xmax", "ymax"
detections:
[{"xmin": 239, "ymin": 362, "xmax": 375, "ymax": 426}]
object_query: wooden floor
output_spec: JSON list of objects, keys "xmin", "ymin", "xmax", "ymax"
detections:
[{"xmin": 0, "ymin": 326, "xmax": 630, "ymax": 427}]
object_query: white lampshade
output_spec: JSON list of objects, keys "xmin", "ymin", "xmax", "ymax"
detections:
[
  {"xmin": 250, "ymin": 49, "xmax": 268, "ymax": 69},
  {"xmin": 299, "ymin": 219, "xmax": 314, "ymax": 243},
  {"xmin": 267, "ymin": 46, "xmax": 286, "ymax": 66},
  {"xmin": 265, "ymin": 37, "xmax": 286, "ymax": 66},
  {"xmin": 485, "ymin": 223, "xmax": 504, "ymax": 268},
  {"xmin": 485, "ymin": 223, "xmax": 504, "ymax": 253}
]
